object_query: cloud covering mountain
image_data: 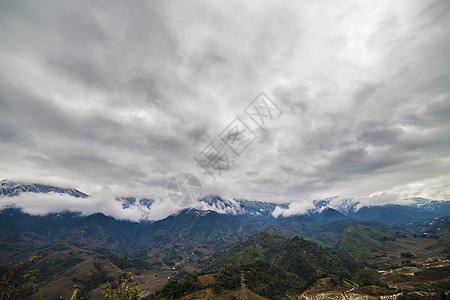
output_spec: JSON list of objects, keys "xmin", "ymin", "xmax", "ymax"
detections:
[
  {"xmin": 0, "ymin": 0, "xmax": 449, "ymax": 208},
  {"xmin": 1, "ymin": 181, "xmax": 448, "ymax": 222}
]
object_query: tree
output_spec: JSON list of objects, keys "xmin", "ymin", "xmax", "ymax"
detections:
[
  {"xmin": 103, "ymin": 273, "xmax": 140, "ymax": 300},
  {"xmin": 355, "ymin": 268, "xmax": 385, "ymax": 287},
  {"xmin": 400, "ymin": 252, "xmax": 415, "ymax": 259},
  {"xmin": 0, "ymin": 255, "xmax": 42, "ymax": 300}
]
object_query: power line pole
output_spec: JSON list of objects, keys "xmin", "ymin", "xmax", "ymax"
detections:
[{"xmin": 240, "ymin": 271, "xmax": 248, "ymax": 300}]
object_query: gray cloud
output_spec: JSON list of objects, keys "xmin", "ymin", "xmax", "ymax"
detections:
[{"xmin": 0, "ymin": 0, "xmax": 449, "ymax": 219}]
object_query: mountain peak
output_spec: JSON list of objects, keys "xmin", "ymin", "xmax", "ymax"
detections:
[
  {"xmin": 197, "ymin": 194, "xmax": 286, "ymax": 218},
  {"xmin": 0, "ymin": 180, "xmax": 88, "ymax": 198}
]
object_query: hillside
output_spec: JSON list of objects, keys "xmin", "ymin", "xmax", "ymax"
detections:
[
  {"xmin": 337, "ymin": 223, "xmax": 398, "ymax": 262},
  {"xmin": 204, "ymin": 231, "xmax": 362, "ymax": 284},
  {"xmin": 0, "ymin": 201, "xmax": 449, "ymax": 299},
  {"xmin": 147, "ymin": 260, "xmax": 305, "ymax": 299}
]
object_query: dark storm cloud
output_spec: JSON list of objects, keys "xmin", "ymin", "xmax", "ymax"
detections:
[{"xmin": 0, "ymin": 0, "xmax": 449, "ymax": 219}]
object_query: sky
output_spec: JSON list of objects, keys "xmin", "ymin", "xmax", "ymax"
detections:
[{"xmin": 0, "ymin": 0, "xmax": 449, "ymax": 220}]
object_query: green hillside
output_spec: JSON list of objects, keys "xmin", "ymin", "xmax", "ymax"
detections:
[
  {"xmin": 148, "ymin": 231, "xmax": 363, "ymax": 299},
  {"xmin": 147, "ymin": 261, "xmax": 305, "ymax": 299},
  {"xmin": 337, "ymin": 223, "xmax": 397, "ymax": 262},
  {"xmin": 274, "ymin": 217, "xmax": 356, "ymax": 247},
  {"xmin": 205, "ymin": 231, "xmax": 361, "ymax": 285}
]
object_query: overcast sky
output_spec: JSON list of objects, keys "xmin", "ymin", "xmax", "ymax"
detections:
[{"xmin": 1, "ymin": 0, "xmax": 449, "ymax": 215}]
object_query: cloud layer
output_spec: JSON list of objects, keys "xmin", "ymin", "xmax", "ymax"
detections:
[{"xmin": 0, "ymin": 0, "xmax": 449, "ymax": 215}]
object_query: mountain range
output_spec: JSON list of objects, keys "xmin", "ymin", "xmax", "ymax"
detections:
[
  {"xmin": 1, "ymin": 180, "xmax": 449, "ymax": 299},
  {"xmin": 1, "ymin": 180, "xmax": 449, "ymax": 224}
]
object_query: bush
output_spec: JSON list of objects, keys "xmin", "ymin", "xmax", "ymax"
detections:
[
  {"xmin": 0, "ymin": 255, "xmax": 42, "ymax": 300},
  {"xmin": 103, "ymin": 273, "xmax": 140, "ymax": 300},
  {"xmin": 400, "ymin": 252, "xmax": 415, "ymax": 259},
  {"xmin": 356, "ymin": 268, "xmax": 386, "ymax": 287}
]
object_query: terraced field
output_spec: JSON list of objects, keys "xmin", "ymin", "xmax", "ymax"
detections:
[{"xmin": 299, "ymin": 234, "xmax": 449, "ymax": 300}]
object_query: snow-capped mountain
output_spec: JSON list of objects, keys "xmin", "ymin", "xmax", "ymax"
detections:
[
  {"xmin": 406, "ymin": 197, "xmax": 450, "ymax": 216},
  {"xmin": 1, "ymin": 180, "xmax": 448, "ymax": 224},
  {"xmin": 0, "ymin": 180, "xmax": 88, "ymax": 198},
  {"xmin": 197, "ymin": 194, "xmax": 288, "ymax": 218},
  {"xmin": 1, "ymin": 181, "xmax": 156, "ymax": 216},
  {"xmin": 311, "ymin": 197, "xmax": 359, "ymax": 215}
]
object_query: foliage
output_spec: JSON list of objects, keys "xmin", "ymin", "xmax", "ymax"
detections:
[
  {"xmin": 401, "ymin": 260, "xmax": 417, "ymax": 267},
  {"xmin": 274, "ymin": 217, "xmax": 358, "ymax": 247},
  {"xmin": 214, "ymin": 261, "xmax": 305, "ymax": 299},
  {"xmin": 355, "ymin": 268, "xmax": 386, "ymax": 287},
  {"xmin": 337, "ymin": 224, "xmax": 397, "ymax": 262},
  {"xmin": 400, "ymin": 252, "xmax": 415, "ymax": 259},
  {"xmin": 146, "ymin": 273, "xmax": 202, "ymax": 299},
  {"xmin": 147, "ymin": 228, "xmax": 364, "ymax": 300},
  {"xmin": 103, "ymin": 273, "xmax": 140, "ymax": 300},
  {"xmin": 0, "ymin": 255, "xmax": 41, "ymax": 300},
  {"xmin": 205, "ymin": 231, "xmax": 361, "ymax": 285},
  {"xmin": 34, "ymin": 256, "xmax": 84, "ymax": 282},
  {"xmin": 73, "ymin": 262, "xmax": 114, "ymax": 299},
  {"xmin": 148, "ymin": 260, "xmax": 306, "ymax": 299},
  {"xmin": 107, "ymin": 255, "xmax": 152, "ymax": 271},
  {"xmin": 133, "ymin": 248, "xmax": 152, "ymax": 259}
]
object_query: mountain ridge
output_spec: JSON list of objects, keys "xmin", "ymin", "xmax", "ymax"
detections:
[
  {"xmin": 0, "ymin": 180, "xmax": 88, "ymax": 198},
  {"xmin": 1, "ymin": 180, "xmax": 449, "ymax": 224}
]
